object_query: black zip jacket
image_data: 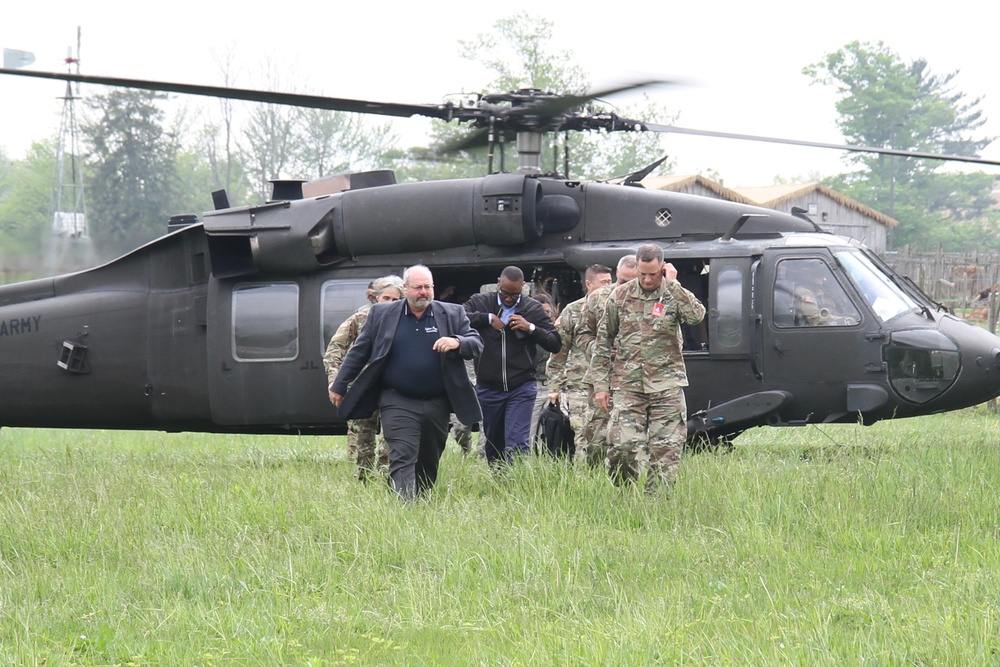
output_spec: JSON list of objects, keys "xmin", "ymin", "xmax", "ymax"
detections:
[{"xmin": 464, "ymin": 292, "xmax": 562, "ymax": 392}]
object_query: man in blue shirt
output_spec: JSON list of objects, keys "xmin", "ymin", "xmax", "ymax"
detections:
[{"xmin": 464, "ymin": 266, "xmax": 561, "ymax": 465}]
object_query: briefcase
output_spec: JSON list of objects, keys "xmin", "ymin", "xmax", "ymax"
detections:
[{"xmin": 535, "ymin": 402, "xmax": 574, "ymax": 458}]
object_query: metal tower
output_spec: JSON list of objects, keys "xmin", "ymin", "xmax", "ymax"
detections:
[{"xmin": 47, "ymin": 27, "xmax": 94, "ymax": 272}]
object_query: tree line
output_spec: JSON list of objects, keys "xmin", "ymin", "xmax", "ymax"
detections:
[
  {"xmin": 0, "ymin": 16, "xmax": 996, "ymax": 277},
  {"xmin": 804, "ymin": 40, "xmax": 997, "ymax": 251}
]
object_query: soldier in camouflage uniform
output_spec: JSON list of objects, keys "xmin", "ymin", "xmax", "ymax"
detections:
[
  {"xmin": 323, "ymin": 275, "xmax": 403, "ymax": 480},
  {"xmin": 546, "ymin": 264, "xmax": 612, "ymax": 457},
  {"xmin": 592, "ymin": 245, "xmax": 705, "ymax": 492},
  {"xmin": 577, "ymin": 255, "xmax": 637, "ymax": 467}
]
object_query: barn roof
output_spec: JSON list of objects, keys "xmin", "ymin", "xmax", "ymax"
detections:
[
  {"xmin": 639, "ymin": 176, "xmax": 899, "ymax": 228},
  {"xmin": 731, "ymin": 182, "xmax": 899, "ymax": 228},
  {"xmin": 639, "ymin": 174, "xmax": 758, "ymax": 206}
]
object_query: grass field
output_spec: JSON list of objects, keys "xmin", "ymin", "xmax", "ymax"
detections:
[{"xmin": 1, "ymin": 408, "xmax": 999, "ymax": 665}]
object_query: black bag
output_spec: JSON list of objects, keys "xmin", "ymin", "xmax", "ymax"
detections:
[{"xmin": 535, "ymin": 402, "xmax": 575, "ymax": 458}]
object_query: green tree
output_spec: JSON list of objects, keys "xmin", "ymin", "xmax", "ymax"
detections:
[
  {"xmin": 0, "ymin": 141, "xmax": 56, "ymax": 277},
  {"xmin": 239, "ymin": 99, "xmax": 300, "ymax": 203},
  {"xmin": 178, "ymin": 120, "xmax": 251, "ymax": 212},
  {"xmin": 83, "ymin": 88, "xmax": 180, "ymax": 258},
  {"xmin": 204, "ymin": 50, "xmax": 252, "ymax": 203},
  {"xmin": 804, "ymin": 41, "xmax": 994, "ymax": 250},
  {"xmin": 461, "ymin": 12, "xmax": 589, "ymax": 94},
  {"xmin": 163, "ymin": 102, "xmax": 243, "ymax": 218},
  {"xmin": 236, "ymin": 62, "xmax": 400, "ymax": 201},
  {"xmin": 573, "ymin": 94, "xmax": 678, "ymax": 181},
  {"xmin": 172, "ymin": 145, "xmax": 224, "ymax": 218},
  {"xmin": 293, "ymin": 108, "xmax": 397, "ymax": 179}
]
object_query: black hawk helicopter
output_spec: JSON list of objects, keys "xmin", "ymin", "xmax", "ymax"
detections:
[{"xmin": 1, "ymin": 67, "xmax": 1000, "ymax": 445}]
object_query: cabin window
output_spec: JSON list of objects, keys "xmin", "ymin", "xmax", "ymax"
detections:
[
  {"xmin": 321, "ymin": 280, "xmax": 372, "ymax": 353},
  {"xmin": 232, "ymin": 283, "xmax": 299, "ymax": 361},
  {"xmin": 705, "ymin": 257, "xmax": 750, "ymax": 357},
  {"xmin": 714, "ymin": 266, "xmax": 743, "ymax": 350},
  {"xmin": 773, "ymin": 258, "xmax": 861, "ymax": 328}
]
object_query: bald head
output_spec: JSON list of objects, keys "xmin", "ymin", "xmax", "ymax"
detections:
[
  {"xmin": 616, "ymin": 254, "xmax": 638, "ymax": 283},
  {"xmin": 403, "ymin": 264, "xmax": 434, "ymax": 313}
]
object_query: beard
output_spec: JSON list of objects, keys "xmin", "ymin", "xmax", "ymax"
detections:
[{"xmin": 408, "ymin": 294, "xmax": 432, "ymax": 311}]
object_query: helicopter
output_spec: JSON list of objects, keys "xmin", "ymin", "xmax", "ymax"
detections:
[{"xmin": 1, "ymin": 67, "xmax": 1000, "ymax": 446}]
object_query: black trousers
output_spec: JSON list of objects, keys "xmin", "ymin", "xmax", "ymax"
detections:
[{"xmin": 378, "ymin": 389, "xmax": 451, "ymax": 500}]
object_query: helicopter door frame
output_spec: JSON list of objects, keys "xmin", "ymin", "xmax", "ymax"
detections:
[
  {"xmin": 680, "ymin": 256, "xmax": 756, "ymax": 427},
  {"xmin": 759, "ymin": 248, "xmax": 883, "ymax": 424}
]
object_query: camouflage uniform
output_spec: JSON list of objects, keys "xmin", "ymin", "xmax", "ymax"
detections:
[
  {"xmin": 545, "ymin": 297, "xmax": 591, "ymax": 456},
  {"xmin": 451, "ymin": 416, "xmax": 473, "ymax": 453},
  {"xmin": 793, "ymin": 285, "xmax": 826, "ymax": 325},
  {"xmin": 591, "ymin": 278, "xmax": 705, "ymax": 491},
  {"xmin": 529, "ymin": 341, "xmax": 553, "ymax": 453},
  {"xmin": 577, "ymin": 283, "xmax": 615, "ymax": 467},
  {"xmin": 323, "ymin": 304, "xmax": 388, "ymax": 479}
]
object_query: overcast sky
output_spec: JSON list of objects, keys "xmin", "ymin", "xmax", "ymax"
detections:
[{"xmin": 2, "ymin": 1, "xmax": 998, "ymax": 188}]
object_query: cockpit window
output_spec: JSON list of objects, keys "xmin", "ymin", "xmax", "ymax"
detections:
[
  {"xmin": 773, "ymin": 258, "xmax": 861, "ymax": 328},
  {"xmin": 835, "ymin": 250, "xmax": 919, "ymax": 323}
]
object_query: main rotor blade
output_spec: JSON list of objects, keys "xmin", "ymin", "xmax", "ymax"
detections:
[
  {"xmin": 10, "ymin": 67, "xmax": 992, "ymax": 168},
  {"xmin": 643, "ymin": 122, "xmax": 1000, "ymax": 167},
  {"xmin": 0, "ymin": 68, "xmax": 455, "ymax": 121},
  {"xmin": 508, "ymin": 78, "xmax": 675, "ymax": 118}
]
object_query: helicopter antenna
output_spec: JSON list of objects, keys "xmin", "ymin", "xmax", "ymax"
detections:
[
  {"xmin": 789, "ymin": 206, "xmax": 824, "ymax": 233},
  {"xmin": 621, "ymin": 156, "xmax": 670, "ymax": 186},
  {"xmin": 46, "ymin": 26, "xmax": 95, "ymax": 273}
]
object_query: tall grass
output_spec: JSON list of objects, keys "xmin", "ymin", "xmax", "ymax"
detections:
[{"xmin": 1, "ymin": 409, "xmax": 998, "ymax": 665}]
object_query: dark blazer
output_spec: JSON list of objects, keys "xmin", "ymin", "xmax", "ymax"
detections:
[{"xmin": 332, "ymin": 299, "xmax": 483, "ymax": 426}]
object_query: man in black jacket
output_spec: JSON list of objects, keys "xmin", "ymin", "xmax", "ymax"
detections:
[
  {"xmin": 464, "ymin": 266, "xmax": 561, "ymax": 465},
  {"xmin": 331, "ymin": 265, "xmax": 483, "ymax": 500}
]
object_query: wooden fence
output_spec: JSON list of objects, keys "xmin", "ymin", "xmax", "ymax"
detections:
[{"xmin": 882, "ymin": 247, "xmax": 1000, "ymax": 311}]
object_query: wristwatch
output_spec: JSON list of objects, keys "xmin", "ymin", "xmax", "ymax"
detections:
[{"xmin": 529, "ymin": 323, "xmax": 536, "ymax": 333}]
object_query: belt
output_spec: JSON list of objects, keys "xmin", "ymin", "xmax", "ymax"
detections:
[{"xmin": 385, "ymin": 386, "xmax": 447, "ymax": 401}]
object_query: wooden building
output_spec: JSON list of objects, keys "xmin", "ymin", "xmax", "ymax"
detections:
[{"xmin": 636, "ymin": 174, "xmax": 757, "ymax": 204}]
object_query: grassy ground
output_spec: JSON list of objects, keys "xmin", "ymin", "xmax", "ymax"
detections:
[{"xmin": 1, "ymin": 409, "xmax": 999, "ymax": 665}]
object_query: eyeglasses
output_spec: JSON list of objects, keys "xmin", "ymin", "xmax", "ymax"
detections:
[
  {"xmin": 498, "ymin": 289, "xmax": 521, "ymax": 299},
  {"xmin": 407, "ymin": 283, "xmax": 434, "ymax": 292}
]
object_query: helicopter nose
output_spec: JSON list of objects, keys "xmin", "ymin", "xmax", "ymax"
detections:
[{"xmin": 939, "ymin": 317, "xmax": 1000, "ymax": 407}]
